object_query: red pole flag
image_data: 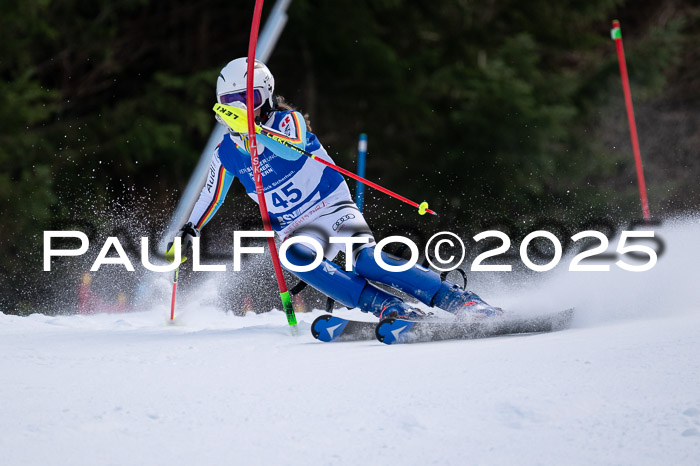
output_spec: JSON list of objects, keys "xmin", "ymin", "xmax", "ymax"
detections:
[{"xmin": 611, "ymin": 20, "xmax": 651, "ymax": 221}]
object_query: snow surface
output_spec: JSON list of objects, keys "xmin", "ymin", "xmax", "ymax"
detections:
[{"xmin": 2, "ymin": 217, "xmax": 699, "ymax": 465}]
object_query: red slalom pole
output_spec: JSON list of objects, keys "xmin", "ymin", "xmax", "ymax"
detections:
[
  {"xmin": 611, "ymin": 20, "xmax": 651, "ymax": 221},
  {"xmin": 246, "ymin": 0, "xmax": 297, "ymax": 330},
  {"xmin": 169, "ymin": 267, "xmax": 178, "ymax": 321}
]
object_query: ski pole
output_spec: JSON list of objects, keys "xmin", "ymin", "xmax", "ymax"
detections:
[
  {"xmin": 611, "ymin": 19, "xmax": 651, "ymax": 222},
  {"xmin": 245, "ymin": 0, "xmax": 298, "ymax": 332},
  {"xmin": 213, "ymin": 103, "xmax": 436, "ymax": 216},
  {"xmin": 169, "ymin": 266, "xmax": 179, "ymax": 322},
  {"xmin": 262, "ymin": 125, "xmax": 435, "ymax": 215}
]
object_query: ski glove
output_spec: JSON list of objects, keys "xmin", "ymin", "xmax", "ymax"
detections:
[
  {"xmin": 214, "ymin": 102, "xmax": 251, "ymax": 134},
  {"xmin": 165, "ymin": 222, "xmax": 200, "ymax": 263}
]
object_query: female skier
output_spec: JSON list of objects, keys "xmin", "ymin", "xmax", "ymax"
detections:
[{"xmin": 167, "ymin": 57, "xmax": 499, "ymax": 320}]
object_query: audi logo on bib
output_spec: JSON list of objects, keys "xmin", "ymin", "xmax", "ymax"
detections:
[{"xmin": 332, "ymin": 213, "xmax": 356, "ymax": 231}]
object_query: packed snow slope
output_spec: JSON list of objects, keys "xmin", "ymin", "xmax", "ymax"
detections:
[{"xmin": 1, "ymin": 217, "xmax": 699, "ymax": 465}]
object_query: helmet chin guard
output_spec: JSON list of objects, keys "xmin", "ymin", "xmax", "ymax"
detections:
[{"xmin": 216, "ymin": 58, "xmax": 275, "ymax": 113}]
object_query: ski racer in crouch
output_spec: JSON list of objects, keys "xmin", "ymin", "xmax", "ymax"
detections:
[{"xmin": 167, "ymin": 57, "xmax": 501, "ymax": 320}]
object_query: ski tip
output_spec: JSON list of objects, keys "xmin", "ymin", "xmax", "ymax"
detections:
[
  {"xmin": 311, "ymin": 314, "xmax": 332, "ymax": 340},
  {"xmin": 311, "ymin": 314, "xmax": 349, "ymax": 342},
  {"xmin": 375, "ymin": 318, "xmax": 415, "ymax": 345}
]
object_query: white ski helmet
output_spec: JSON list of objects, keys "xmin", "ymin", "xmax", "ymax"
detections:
[{"xmin": 216, "ymin": 57, "xmax": 275, "ymax": 112}]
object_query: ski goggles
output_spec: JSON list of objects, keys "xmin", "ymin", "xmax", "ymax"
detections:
[{"xmin": 218, "ymin": 89, "xmax": 264, "ymax": 109}]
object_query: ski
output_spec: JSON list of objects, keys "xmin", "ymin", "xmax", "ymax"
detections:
[
  {"xmin": 375, "ymin": 308, "xmax": 575, "ymax": 345},
  {"xmin": 311, "ymin": 314, "xmax": 378, "ymax": 342}
]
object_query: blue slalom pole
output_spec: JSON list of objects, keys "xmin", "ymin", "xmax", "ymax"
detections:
[{"xmin": 356, "ymin": 133, "xmax": 367, "ymax": 212}]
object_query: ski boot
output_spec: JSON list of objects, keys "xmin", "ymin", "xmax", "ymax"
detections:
[
  {"xmin": 377, "ymin": 299, "xmax": 428, "ymax": 321},
  {"xmin": 358, "ymin": 284, "xmax": 427, "ymax": 320},
  {"xmin": 432, "ymin": 281, "xmax": 503, "ymax": 319}
]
